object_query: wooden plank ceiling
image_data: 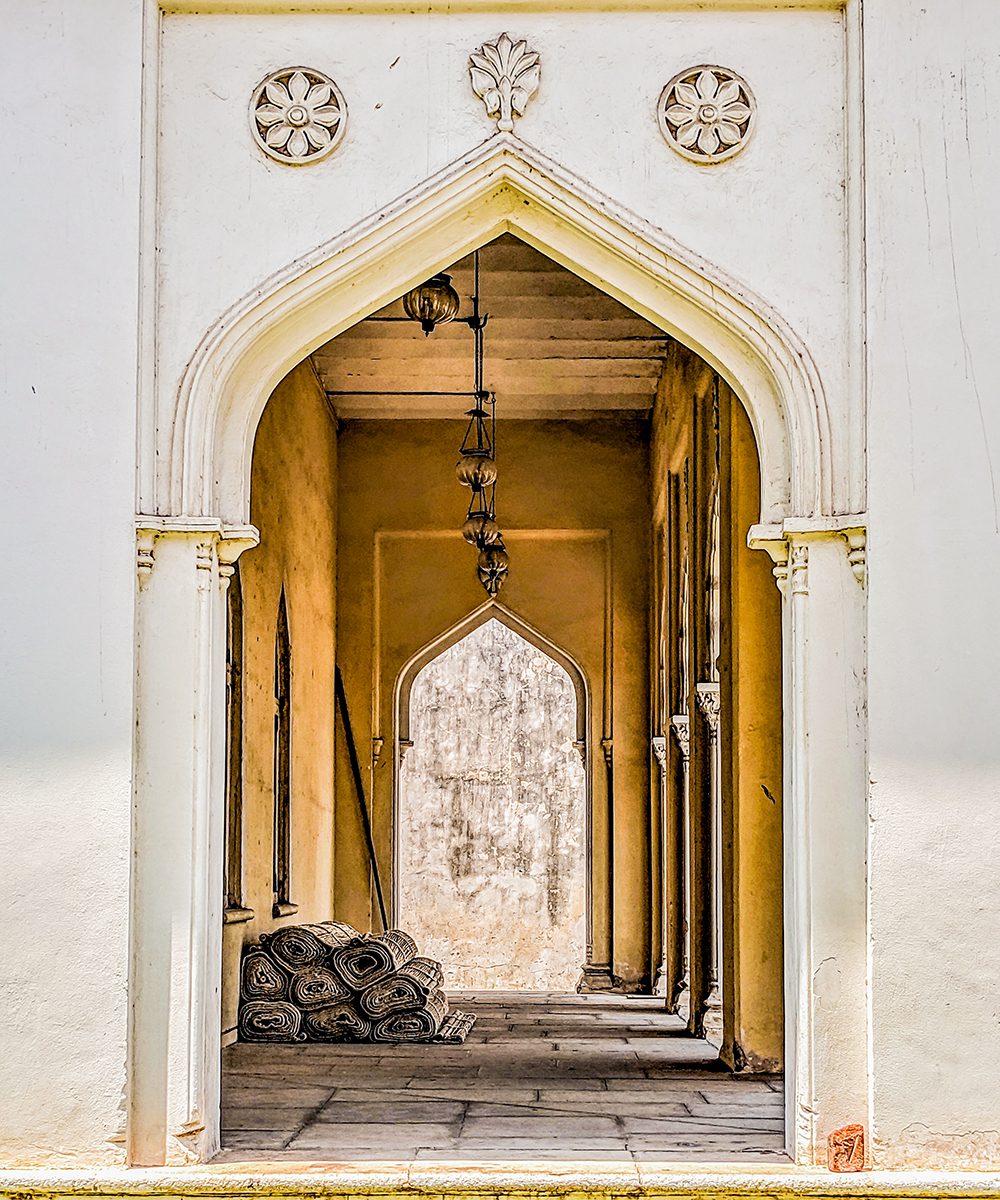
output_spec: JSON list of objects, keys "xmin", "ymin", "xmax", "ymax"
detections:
[{"xmin": 311, "ymin": 234, "xmax": 670, "ymax": 420}]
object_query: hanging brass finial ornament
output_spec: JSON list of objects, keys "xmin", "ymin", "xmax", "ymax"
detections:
[
  {"xmin": 478, "ymin": 539, "xmax": 509, "ymax": 597},
  {"xmin": 402, "ymin": 273, "xmax": 461, "ymax": 335}
]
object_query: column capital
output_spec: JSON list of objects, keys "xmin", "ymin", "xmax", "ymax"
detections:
[
  {"xmin": 695, "ymin": 681, "xmax": 721, "ymax": 736},
  {"xmin": 748, "ymin": 514, "xmax": 866, "ymax": 592},
  {"xmin": 651, "ymin": 735, "xmax": 668, "ymax": 771},
  {"xmin": 134, "ymin": 517, "xmax": 260, "ymax": 583},
  {"xmin": 669, "ymin": 713, "xmax": 690, "ymax": 761}
]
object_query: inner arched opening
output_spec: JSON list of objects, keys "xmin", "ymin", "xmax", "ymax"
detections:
[
  {"xmin": 217, "ymin": 232, "xmax": 785, "ymax": 1164},
  {"xmin": 398, "ymin": 618, "xmax": 586, "ymax": 991}
]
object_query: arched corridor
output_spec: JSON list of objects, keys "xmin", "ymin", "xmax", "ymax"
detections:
[{"xmin": 208, "ymin": 228, "xmax": 789, "ymax": 1164}]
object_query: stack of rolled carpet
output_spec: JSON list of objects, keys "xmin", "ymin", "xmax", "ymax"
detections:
[{"xmin": 238, "ymin": 920, "xmax": 476, "ymax": 1044}]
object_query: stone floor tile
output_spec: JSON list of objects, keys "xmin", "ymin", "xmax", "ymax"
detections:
[
  {"xmin": 454, "ymin": 1135, "xmax": 628, "ymax": 1150},
  {"xmin": 221, "ymin": 1108, "xmax": 317, "ymax": 1131},
  {"xmin": 221, "ymin": 1086, "xmax": 334, "ymax": 1107},
  {"xmin": 403, "ymin": 1086, "xmax": 540, "ymax": 1103},
  {"xmin": 287, "ymin": 1121, "xmax": 460, "ymax": 1152},
  {"xmin": 460, "ymin": 1115, "xmax": 621, "ymax": 1137},
  {"xmin": 216, "ymin": 1129, "xmax": 293, "ymax": 1149},
  {"xmin": 314, "ymin": 1100, "xmax": 465, "ymax": 1123}
]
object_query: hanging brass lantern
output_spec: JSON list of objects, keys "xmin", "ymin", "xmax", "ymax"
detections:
[
  {"xmin": 402, "ymin": 273, "xmax": 461, "ymax": 335},
  {"xmin": 462, "ymin": 485, "xmax": 501, "ymax": 547},
  {"xmin": 456, "ymin": 400, "xmax": 497, "ymax": 487},
  {"xmin": 456, "ymin": 454, "xmax": 498, "ymax": 489}
]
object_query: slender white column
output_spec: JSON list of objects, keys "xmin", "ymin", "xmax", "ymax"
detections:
[
  {"xmin": 751, "ymin": 521, "xmax": 868, "ymax": 1166},
  {"xmin": 651, "ymin": 736, "xmax": 669, "ymax": 996},
  {"xmin": 669, "ymin": 713, "xmax": 691, "ymax": 1020},
  {"xmin": 695, "ymin": 681, "xmax": 723, "ymax": 1045},
  {"xmin": 129, "ymin": 521, "xmax": 256, "ymax": 1166}
]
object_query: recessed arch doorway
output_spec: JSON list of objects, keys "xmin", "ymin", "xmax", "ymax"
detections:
[
  {"xmin": 132, "ymin": 138, "xmax": 868, "ymax": 1168},
  {"xmin": 395, "ymin": 604, "xmax": 590, "ymax": 991}
]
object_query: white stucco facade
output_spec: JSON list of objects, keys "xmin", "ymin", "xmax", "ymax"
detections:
[{"xmin": 1, "ymin": 0, "xmax": 999, "ymax": 1180}]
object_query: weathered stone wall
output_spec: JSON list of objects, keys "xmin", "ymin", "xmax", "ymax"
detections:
[{"xmin": 399, "ymin": 621, "xmax": 586, "ymax": 991}]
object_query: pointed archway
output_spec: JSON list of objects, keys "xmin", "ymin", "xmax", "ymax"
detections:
[{"xmin": 133, "ymin": 135, "xmax": 867, "ymax": 1166}]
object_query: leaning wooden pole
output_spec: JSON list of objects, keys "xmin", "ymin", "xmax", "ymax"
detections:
[{"xmin": 334, "ymin": 665, "xmax": 389, "ymax": 932}]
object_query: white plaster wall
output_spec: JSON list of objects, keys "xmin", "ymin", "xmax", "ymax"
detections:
[
  {"xmin": 864, "ymin": 0, "xmax": 1000, "ymax": 1169},
  {"xmin": 151, "ymin": 8, "xmax": 848, "ymax": 513},
  {"xmin": 0, "ymin": 2, "xmax": 141, "ymax": 1165}
]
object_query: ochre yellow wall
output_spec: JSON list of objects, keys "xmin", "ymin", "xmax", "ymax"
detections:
[
  {"xmin": 649, "ymin": 341, "xmax": 783, "ymax": 1066},
  {"xmin": 220, "ymin": 362, "xmax": 338, "ymax": 1038},
  {"xmin": 720, "ymin": 390, "xmax": 784, "ymax": 1070},
  {"xmin": 335, "ymin": 417, "xmax": 653, "ymax": 989}
]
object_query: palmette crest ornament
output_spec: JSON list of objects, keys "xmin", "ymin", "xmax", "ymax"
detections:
[
  {"xmin": 469, "ymin": 33, "xmax": 540, "ymax": 133},
  {"xmin": 657, "ymin": 65, "xmax": 755, "ymax": 164},
  {"xmin": 251, "ymin": 67, "xmax": 347, "ymax": 164}
]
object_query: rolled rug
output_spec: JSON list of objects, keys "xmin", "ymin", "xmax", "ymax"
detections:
[
  {"xmin": 290, "ymin": 965, "xmax": 350, "ymax": 1010},
  {"xmin": 330, "ymin": 928, "xmax": 418, "ymax": 990},
  {"xmin": 357, "ymin": 957, "xmax": 445, "ymax": 1018},
  {"xmin": 371, "ymin": 988, "xmax": 449, "ymax": 1042},
  {"xmin": 304, "ymin": 1001, "xmax": 374, "ymax": 1042},
  {"xmin": 262, "ymin": 922, "xmax": 358, "ymax": 971},
  {"xmin": 434, "ymin": 1010, "xmax": 477, "ymax": 1044},
  {"xmin": 240, "ymin": 950, "xmax": 289, "ymax": 1000},
  {"xmin": 239, "ymin": 999, "xmax": 303, "ymax": 1042}
]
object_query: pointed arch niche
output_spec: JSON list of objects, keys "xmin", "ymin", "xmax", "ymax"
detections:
[
  {"xmin": 133, "ymin": 135, "xmax": 868, "ymax": 1168},
  {"xmin": 395, "ymin": 603, "xmax": 592, "ymax": 991}
]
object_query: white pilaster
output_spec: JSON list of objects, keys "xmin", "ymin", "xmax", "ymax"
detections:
[
  {"xmin": 751, "ymin": 520, "xmax": 869, "ymax": 1166},
  {"xmin": 129, "ymin": 521, "xmax": 257, "ymax": 1166}
]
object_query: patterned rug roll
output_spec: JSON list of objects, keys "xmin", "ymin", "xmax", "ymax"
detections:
[
  {"xmin": 290, "ymin": 965, "xmax": 350, "ymax": 1010},
  {"xmin": 262, "ymin": 922, "xmax": 356, "ymax": 971},
  {"xmin": 371, "ymin": 988, "xmax": 448, "ymax": 1041},
  {"xmin": 241, "ymin": 950, "xmax": 289, "ymax": 1000},
  {"xmin": 330, "ymin": 928, "xmax": 418, "ymax": 990},
  {"xmin": 239, "ymin": 999, "xmax": 304, "ymax": 1042},
  {"xmin": 357, "ymin": 957, "xmax": 445, "ymax": 1018},
  {"xmin": 434, "ymin": 1010, "xmax": 477, "ymax": 1044},
  {"xmin": 304, "ymin": 1001, "xmax": 374, "ymax": 1042}
]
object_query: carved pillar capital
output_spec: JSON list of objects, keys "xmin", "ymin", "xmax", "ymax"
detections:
[
  {"xmin": 748, "ymin": 516, "xmax": 868, "ymax": 595},
  {"xmin": 669, "ymin": 713, "xmax": 690, "ymax": 761},
  {"xmin": 695, "ymin": 682, "xmax": 721, "ymax": 738},
  {"xmin": 651, "ymin": 735, "xmax": 668, "ymax": 771},
  {"xmin": 600, "ymin": 737, "xmax": 613, "ymax": 768},
  {"xmin": 135, "ymin": 518, "xmax": 260, "ymax": 588}
]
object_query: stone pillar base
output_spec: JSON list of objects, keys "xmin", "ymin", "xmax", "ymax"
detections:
[{"xmin": 577, "ymin": 963, "xmax": 617, "ymax": 992}]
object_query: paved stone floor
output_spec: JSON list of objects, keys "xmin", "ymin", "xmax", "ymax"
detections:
[{"xmin": 217, "ymin": 992, "xmax": 786, "ymax": 1164}]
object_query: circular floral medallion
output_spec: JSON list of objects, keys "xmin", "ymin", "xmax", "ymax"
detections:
[
  {"xmin": 250, "ymin": 67, "xmax": 347, "ymax": 165},
  {"xmin": 657, "ymin": 65, "xmax": 755, "ymax": 164}
]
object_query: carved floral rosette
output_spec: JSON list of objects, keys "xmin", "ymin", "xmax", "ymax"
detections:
[
  {"xmin": 250, "ymin": 66, "xmax": 347, "ymax": 165},
  {"xmin": 657, "ymin": 65, "xmax": 755, "ymax": 164}
]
